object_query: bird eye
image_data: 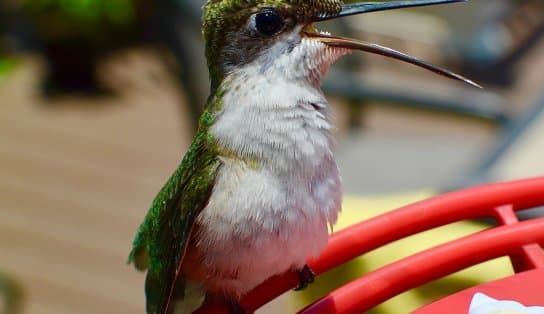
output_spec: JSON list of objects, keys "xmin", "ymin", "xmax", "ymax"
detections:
[{"xmin": 254, "ymin": 9, "xmax": 284, "ymax": 36}]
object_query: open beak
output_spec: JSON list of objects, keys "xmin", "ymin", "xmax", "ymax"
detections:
[{"xmin": 304, "ymin": 0, "xmax": 481, "ymax": 88}]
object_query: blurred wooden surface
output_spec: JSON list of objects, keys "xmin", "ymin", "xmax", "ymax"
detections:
[{"xmin": 0, "ymin": 51, "xmax": 191, "ymax": 314}]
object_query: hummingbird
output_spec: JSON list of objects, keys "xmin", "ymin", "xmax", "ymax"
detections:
[{"xmin": 129, "ymin": 0, "xmax": 478, "ymax": 313}]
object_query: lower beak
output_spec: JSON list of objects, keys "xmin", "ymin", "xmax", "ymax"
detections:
[{"xmin": 305, "ymin": 0, "xmax": 481, "ymax": 88}]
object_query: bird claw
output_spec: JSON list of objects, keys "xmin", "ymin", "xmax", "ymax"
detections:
[{"xmin": 294, "ymin": 265, "xmax": 315, "ymax": 291}]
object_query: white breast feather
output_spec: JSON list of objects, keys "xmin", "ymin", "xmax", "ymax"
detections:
[{"xmin": 195, "ymin": 35, "xmax": 348, "ymax": 296}]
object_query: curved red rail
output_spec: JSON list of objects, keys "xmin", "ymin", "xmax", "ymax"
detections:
[
  {"xmin": 300, "ymin": 218, "xmax": 544, "ymax": 314},
  {"xmin": 196, "ymin": 177, "xmax": 544, "ymax": 314}
]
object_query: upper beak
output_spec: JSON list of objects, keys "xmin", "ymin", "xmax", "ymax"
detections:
[
  {"xmin": 306, "ymin": 0, "xmax": 481, "ymax": 88},
  {"xmin": 315, "ymin": 0, "xmax": 467, "ymax": 21}
]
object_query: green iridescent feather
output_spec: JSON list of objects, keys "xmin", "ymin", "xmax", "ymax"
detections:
[{"xmin": 128, "ymin": 101, "xmax": 223, "ymax": 313}]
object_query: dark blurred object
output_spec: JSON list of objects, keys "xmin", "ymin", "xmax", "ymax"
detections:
[
  {"xmin": 0, "ymin": 271, "xmax": 24, "ymax": 314},
  {"xmin": 456, "ymin": 0, "xmax": 544, "ymax": 87},
  {"xmin": 20, "ymin": 0, "xmax": 151, "ymax": 95},
  {"xmin": 0, "ymin": 1, "xmax": 15, "ymax": 82},
  {"xmin": 0, "ymin": 1, "xmax": 11, "ymax": 73},
  {"xmin": 151, "ymin": 0, "xmax": 208, "ymax": 125}
]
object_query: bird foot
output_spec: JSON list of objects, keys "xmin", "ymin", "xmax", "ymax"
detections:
[{"xmin": 294, "ymin": 264, "xmax": 315, "ymax": 291}]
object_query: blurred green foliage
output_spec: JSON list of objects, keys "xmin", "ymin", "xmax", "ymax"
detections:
[
  {"xmin": 25, "ymin": 0, "xmax": 136, "ymax": 24},
  {"xmin": 0, "ymin": 58, "xmax": 16, "ymax": 82},
  {"xmin": 0, "ymin": 271, "xmax": 23, "ymax": 314},
  {"xmin": 23, "ymin": 0, "xmax": 138, "ymax": 40}
]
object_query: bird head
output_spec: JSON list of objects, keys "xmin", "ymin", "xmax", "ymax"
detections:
[{"xmin": 202, "ymin": 0, "xmax": 479, "ymax": 90}]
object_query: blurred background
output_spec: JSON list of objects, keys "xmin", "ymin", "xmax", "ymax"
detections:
[{"xmin": 1, "ymin": 0, "xmax": 543, "ymax": 313}]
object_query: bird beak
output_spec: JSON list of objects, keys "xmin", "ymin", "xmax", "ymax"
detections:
[{"xmin": 305, "ymin": 0, "xmax": 481, "ymax": 88}]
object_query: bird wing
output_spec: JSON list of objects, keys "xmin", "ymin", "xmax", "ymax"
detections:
[{"xmin": 128, "ymin": 132, "xmax": 221, "ymax": 314}]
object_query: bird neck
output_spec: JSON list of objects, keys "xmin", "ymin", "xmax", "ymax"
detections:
[{"xmin": 204, "ymin": 65, "xmax": 335, "ymax": 173}]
